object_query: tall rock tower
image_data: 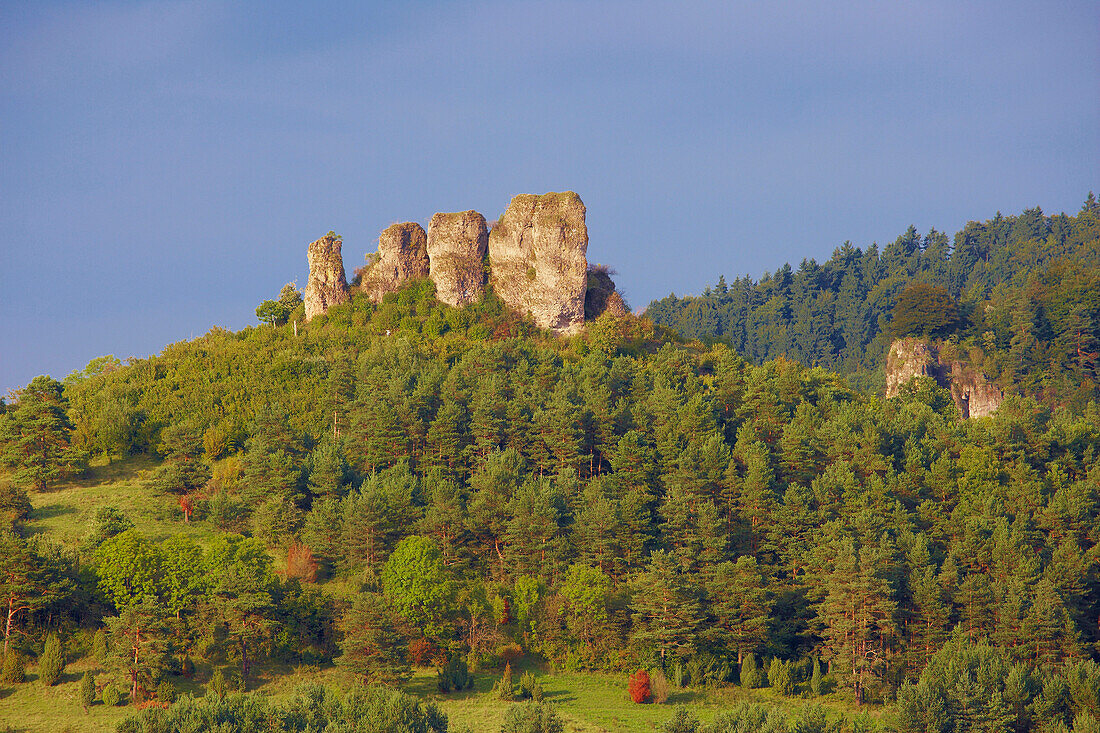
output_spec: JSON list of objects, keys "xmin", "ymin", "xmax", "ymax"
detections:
[
  {"xmin": 303, "ymin": 232, "xmax": 350, "ymax": 322},
  {"xmin": 488, "ymin": 192, "xmax": 589, "ymax": 334}
]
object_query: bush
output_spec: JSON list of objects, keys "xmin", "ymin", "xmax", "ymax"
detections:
[
  {"xmin": 493, "ymin": 662, "xmax": 515, "ymax": 701},
  {"xmin": 156, "ymin": 678, "xmax": 176, "ymax": 703},
  {"xmin": 39, "ymin": 632, "xmax": 64, "ymax": 686},
  {"xmin": 519, "ymin": 670, "xmax": 544, "ymax": 702},
  {"xmin": 209, "ymin": 667, "xmax": 227, "ymax": 698},
  {"xmin": 437, "ymin": 655, "xmax": 473, "ymax": 693},
  {"xmin": 92, "ymin": 628, "xmax": 109, "ymax": 664},
  {"xmin": 739, "ymin": 654, "xmax": 762, "ymax": 689},
  {"xmin": 628, "ymin": 669, "xmax": 651, "ymax": 703},
  {"xmin": 102, "ymin": 681, "xmax": 125, "ymax": 706},
  {"xmin": 651, "ymin": 669, "xmax": 671, "ymax": 704},
  {"xmin": 768, "ymin": 658, "xmax": 794, "ymax": 696},
  {"xmin": 501, "ymin": 701, "xmax": 564, "ymax": 733},
  {"xmin": 409, "ymin": 638, "xmax": 437, "ymax": 667},
  {"xmin": 661, "ymin": 706, "xmax": 700, "ymax": 733},
  {"xmin": 80, "ymin": 671, "xmax": 95, "ymax": 710},
  {"xmin": 810, "ymin": 657, "xmax": 823, "ymax": 696},
  {"xmin": 0, "ymin": 651, "xmax": 26, "ymax": 684},
  {"xmin": 498, "ymin": 642, "xmax": 523, "ymax": 666}
]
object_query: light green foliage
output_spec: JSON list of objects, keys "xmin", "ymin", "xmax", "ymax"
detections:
[
  {"xmin": 767, "ymin": 657, "xmax": 794, "ymax": 696},
  {"xmin": 519, "ymin": 670, "xmax": 544, "ymax": 702},
  {"xmin": 559, "ymin": 563, "xmax": 611, "ymax": 645},
  {"xmin": 739, "ymin": 654, "xmax": 761, "ymax": 689},
  {"xmin": 102, "ymin": 681, "xmax": 124, "ymax": 706},
  {"xmin": 382, "ymin": 535, "xmax": 454, "ymax": 638},
  {"xmin": 1, "ymin": 651, "xmax": 26, "ymax": 684},
  {"xmin": 501, "ymin": 700, "xmax": 563, "ymax": 733},
  {"xmin": 38, "ymin": 632, "xmax": 63, "ymax": 686}
]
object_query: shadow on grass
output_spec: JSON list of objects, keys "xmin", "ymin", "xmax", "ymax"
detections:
[{"xmin": 29, "ymin": 503, "xmax": 76, "ymax": 521}]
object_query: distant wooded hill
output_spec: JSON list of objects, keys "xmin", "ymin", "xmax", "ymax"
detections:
[{"xmin": 646, "ymin": 195, "xmax": 1100, "ymax": 405}]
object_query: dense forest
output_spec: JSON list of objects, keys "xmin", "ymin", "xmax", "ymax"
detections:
[
  {"xmin": 647, "ymin": 195, "xmax": 1100, "ymax": 404},
  {"xmin": 2, "ymin": 201, "xmax": 1100, "ymax": 732}
]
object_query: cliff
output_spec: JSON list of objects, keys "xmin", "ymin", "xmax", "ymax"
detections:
[
  {"xmin": 304, "ymin": 192, "xmax": 631, "ymax": 331},
  {"xmin": 886, "ymin": 337, "xmax": 1004, "ymax": 418}
]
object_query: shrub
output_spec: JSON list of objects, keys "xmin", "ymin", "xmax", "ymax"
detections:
[
  {"xmin": 501, "ymin": 701, "xmax": 564, "ymax": 733},
  {"xmin": 0, "ymin": 651, "xmax": 26, "ymax": 684},
  {"xmin": 437, "ymin": 655, "xmax": 473, "ymax": 693},
  {"xmin": 156, "ymin": 678, "xmax": 176, "ymax": 703},
  {"xmin": 739, "ymin": 653, "xmax": 761, "ymax": 689},
  {"xmin": 209, "ymin": 667, "xmax": 227, "ymax": 698},
  {"xmin": 810, "ymin": 657, "xmax": 823, "ymax": 696},
  {"xmin": 39, "ymin": 632, "xmax": 64, "ymax": 686},
  {"xmin": 519, "ymin": 670, "xmax": 544, "ymax": 702},
  {"xmin": 650, "ymin": 669, "xmax": 671, "ymax": 704},
  {"xmin": 493, "ymin": 662, "xmax": 515, "ymax": 701},
  {"xmin": 498, "ymin": 642, "xmax": 523, "ymax": 666},
  {"xmin": 102, "ymin": 681, "xmax": 125, "ymax": 706},
  {"xmin": 92, "ymin": 628, "xmax": 109, "ymax": 664},
  {"xmin": 661, "ymin": 706, "xmax": 700, "ymax": 733},
  {"xmin": 628, "ymin": 669, "xmax": 651, "ymax": 703},
  {"xmin": 80, "ymin": 671, "xmax": 95, "ymax": 710},
  {"xmin": 286, "ymin": 542, "xmax": 319, "ymax": 582},
  {"xmin": 768, "ymin": 657, "xmax": 794, "ymax": 696},
  {"xmin": 409, "ymin": 638, "xmax": 437, "ymax": 667}
]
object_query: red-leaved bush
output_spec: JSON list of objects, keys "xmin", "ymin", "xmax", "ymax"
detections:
[{"xmin": 628, "ymin": 669, "xmax": 651, "ymax": 703}]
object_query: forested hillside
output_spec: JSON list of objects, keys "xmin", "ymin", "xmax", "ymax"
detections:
[
  {"xmin": 646, "ymin": 195, "xmax": 1100, "ymax": 404},
  {"xmin": 2, "ymin": 246, "xmax": 1100, "ymax": 731}
]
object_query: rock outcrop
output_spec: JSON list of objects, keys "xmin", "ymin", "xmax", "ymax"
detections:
[
  {"xmin": 488, "ymin": 192, "xmax": 589, "ymax": 334},
  {"xmin": 426, "ymin": 211, "xmax": 488, "ymax": 308},
  {"xmin": 304, "ymin": 232, "xmax": 350, "ymax": 322},
  {"xmin": 584, "ymin": 265, "xmax": 630, "ymax": 320},
  {"xmin": 886, "ymin": 337, "xmax": 1004, "ymax": 418},
  {"xmin": 358, "ymin": 222, "xmax": 430, "ymax": 303}
]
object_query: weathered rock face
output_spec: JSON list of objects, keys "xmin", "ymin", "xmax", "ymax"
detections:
[
  {"xmin": 946, "ymin": 362, "xmax": 1004, "ymax": 419},
  {"xmin": 304, "ymin": 233, "xmax": 350, "ymax": 322},
  {"xmin": 358, "ymin": 222, "xmax": 430, "ymax": 303},
  {"xmin": 885, "ymin": 337, "xmax": 1004, "ymax": 418},
  {"xmin": 488, "ymin": 192, "xmax": 589, "ymax": 333},
  {"xmin": 426, "ymin": 211, "xmax": 488, "ymax": 308},
  {"xmin": 885, "ymin": 338, "xmax": 938, "ymax": 398},
  {"xmin": 584, "ymin": 265, "xmax": 630, "ymax": 320}
]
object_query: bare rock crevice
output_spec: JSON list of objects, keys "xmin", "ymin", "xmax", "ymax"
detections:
[
  {"xmin": 427, "ymin": 211, "xmax": 488, "ymax": 308},
  {"xmin": 304, "ymin": 232, "xmax": 350, "ymax": 322},
  {"xmin": 488, "ymin": 192, "xmax": 589, "ymax": 334}
]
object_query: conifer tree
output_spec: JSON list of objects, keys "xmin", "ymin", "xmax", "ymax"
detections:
[{"xmin": 38, "ymin": 631, "xmax": 64, "ymax": 686}]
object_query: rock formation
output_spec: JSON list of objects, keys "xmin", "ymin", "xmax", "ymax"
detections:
[
  {"xmin": 488, "ymin": 192, "xmax": 589, "ymax": 334},
  {"xmin": 304, "ymin": 232, "xmax": 350, "ymax": 322},
  {"xmin": 426, "ymin": 211, "xmax": 488, "ymax": 308},
  {"xmin": 358, "ymin": 222, "xmax": 430, "ymax": 303},
  {"xmin": 886, "ymin": 337, "xmax": 1004, "ymax": 418},
  {"xmin": 584, "ymin": 264, "xmax": 630, "ymax": 320}
]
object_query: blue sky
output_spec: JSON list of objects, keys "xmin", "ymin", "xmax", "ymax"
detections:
[{"xmin": 1, "ymin": 0, "xmax": 1097, "ymax": 393}]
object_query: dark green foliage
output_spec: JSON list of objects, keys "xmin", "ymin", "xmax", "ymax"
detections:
[
  {"xmin": 156, "ymin": 678, "xmax": 176, "ymax": 703},
  {"xmin": 82, "ymin": 505, "xmax": 135, "ymax": 551},
  {"xmin": 38, "ymin": 632, "xmax": 63, "ymax": 686},
  {"xmin": 80, "ymin": 671, "xmax": 95, "ymax": 710},
  {"xmin": 92, "ymin": 628, "xmax": 109, "ymax": 664},
  {"xmin": 501, "ymin": 701, "xmax": 564, "ymax": 733},
  {"xmin": 0, "ymin": 375, "xmax": 83, "ymax": 490},
  {"xmin": 337, "ymin": 593, "xmax": 411, "ymax": 686},
  {"xmin": 437, "ymin": 654, "xmax": 473, "ymax": 693},
  {"xmin": 647, "ymin": 200, "xmax": 1100, "ymax": 404},
  {"xmin": 493, "ymin": 662, "xmax": 516, "ymax": 701}
]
